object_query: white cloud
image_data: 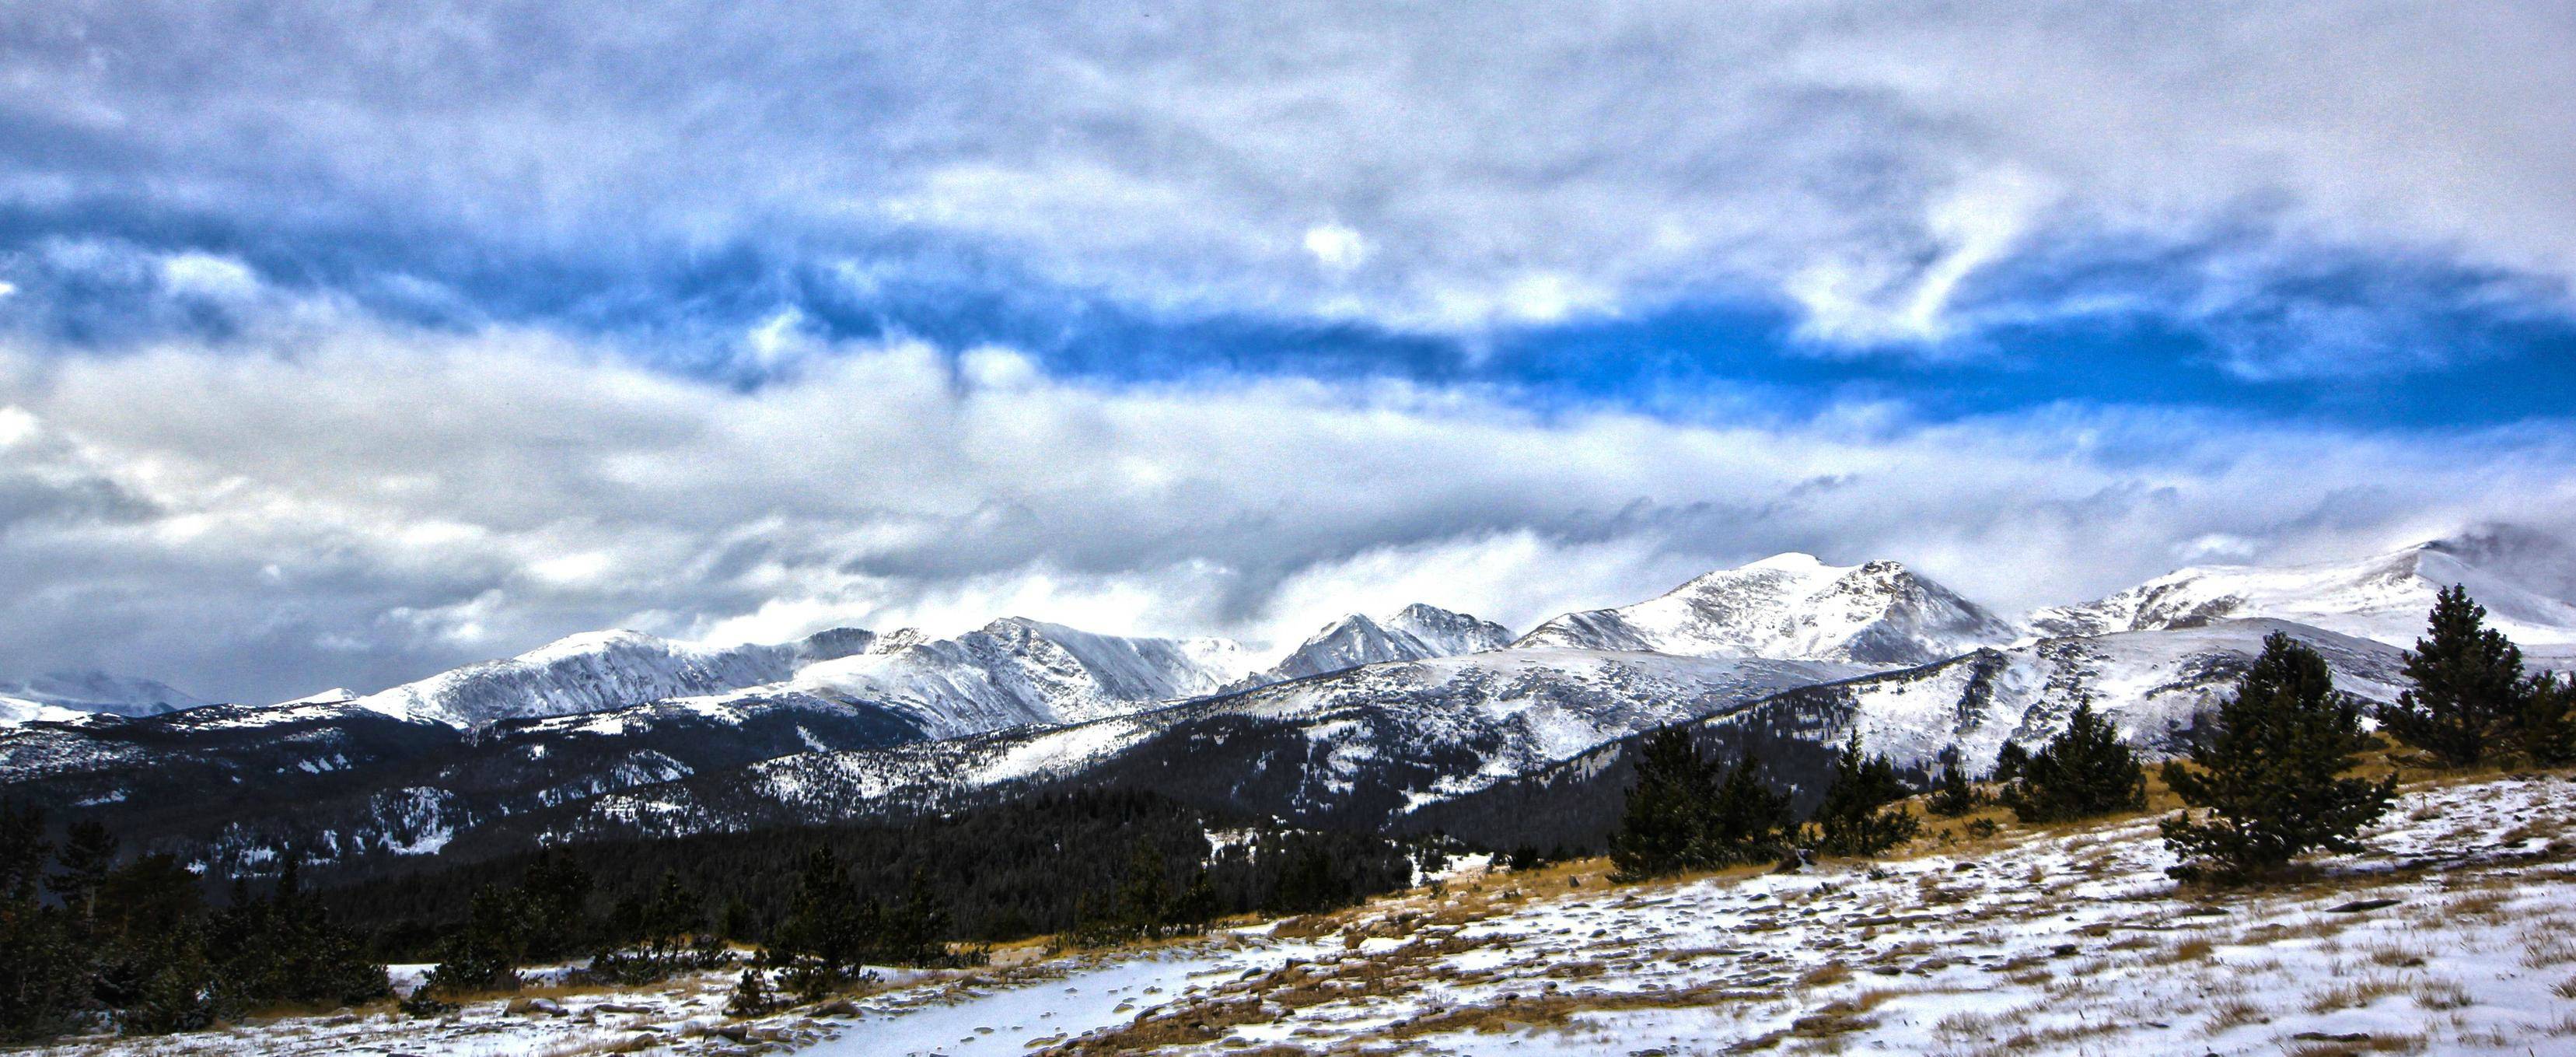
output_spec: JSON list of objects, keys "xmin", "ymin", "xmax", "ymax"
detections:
[
  {"xmin": 1, "ymin": 317, "xmax": 2570, "ymax": 702},
  {"xmin": 158, "ymin": 252, "xmax": 262, "ymax": 301},
  {"xmin": 1303, "ymin": 224, "xmax": 1368, "ymax": 271}
]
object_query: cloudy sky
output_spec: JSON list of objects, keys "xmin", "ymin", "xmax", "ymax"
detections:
[{"xmin": 3, "ymin": 1, "xmax": 2573, "ymax": 703}]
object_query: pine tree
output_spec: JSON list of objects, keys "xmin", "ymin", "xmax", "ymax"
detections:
[
  {"xmin": 1810, "ymin": 730, "xmax": 1918, "ymax": 857},
  {"xmin": 2162, "ymin": 632, "xmax": 2396, "ymax": 882},
  {"xmin": 2379, "ymin": 585, "xmax": 2526, "ymax": 767},
  {"xmin": 1925, "ymin": 756, "xmax": 1980, "ymax": 817},
  {"xmin": 2001, "ymin": 702, "xmax": 2147, "ymax": 823},
  {"xmin": 1115, "ymin": 841, "xmax": 1173, "ymax": 937},
  {"xmin": 0, "ymin": 803, "xmax": 87, "ymax": 1043},
  {"xmin": 725, "ymin": 967, "xmax": 778, "ymax": 1017},
  {"xmin": 2518, "ymin": 672, "xmax": 2576, "ymax": 766},
  {"xmin": 50, "ymin": 821, "xmax": 116, "ymax": 929},
  {"xmin": 516, "ymin": 855, "xmax": 593, "ymax": 961},
  {"xmin": 1699, "ymin": 747, "xmax": 1795, "ymax": 865},
  {"xmin": 1991, "ymin": 742, "xmax": 2031, "ymax": 784},
  {"xmin": 1608, "ymin": 726, "xmax": 1718, "ymax": 880}
]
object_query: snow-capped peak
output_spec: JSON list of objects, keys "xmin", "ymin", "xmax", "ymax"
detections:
[
  {"xmin": 2028, "ymin": 530, "xmax": 2576, "ymax": 649},
  {"xmin": 342, "ymin": 625, "xmax": 879, "ymax": 730},
  {"xmin": 1227, "ymin": 604, "xmax": 1515, "ymax": 691},
  {"xmin": 1513, "ymin": 554, "xmax": 2015, "ymax": 665},
  {"xmin": 728, "ymin": 617, "xmax": 1256, "ymax": 739}
]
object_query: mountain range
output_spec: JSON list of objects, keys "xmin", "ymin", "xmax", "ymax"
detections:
[{"xmin": 7, "ymin": 527, "xmax": 2574, "ymax": 881}]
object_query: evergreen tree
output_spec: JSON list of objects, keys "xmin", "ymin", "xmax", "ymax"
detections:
[
  {"xmin": 1607, "ymin": 726, "xmax": 1718, "ymax": 880},
  {"xmin": 2378, "ymin": 585, "xmax": 2526, "ymax": 767},
  {"xmin": 1925, "ymin": 756, "xmax": 1980, "ymax": 817},
  {"xmin": 2001, "ymin": 702, "xmax": 2147, "ymax": 823},
  {"xmin": 1269, "ymin": 843, "xmax": 1347, "ymax": 914},
  {"xmin": 0, "ymin": 803, "xmax": 86, "ymax": 1043},
  {"xmin": 879, "ymin": 870, "xmax": 948, "ymax": 967},
  {"xmin": 421, "ymin": 884, "xmax": 524, "ymax": 996},
  {"xmin": 1810, "ymin": 730, "xmax": 1918, "ymax": 857},
  {"xmin": 50, "ymin": 821, "xmax": 116, "ymax": 929},
  {"xmin": 2162, "ymin": 632, "xmax": 2396, "ymax": 882},
  {"xmin": 1115, "ymin": 841, "xmax": 1173, "ymax": 936},
  {"xmin": 2518, "ymin": 672, "xmax": 2576, "ymax": 767},
  {"xmin": 1698, "ymin": 747, "xmax": 1795, "ymax": 865},
  {"xmin": 725, "ymin": 968, "xmax": 778, "ymax": 1017},
  {"xmin": 515, "ymin": 855, "xmax": 594, "ymax": 961},
  {"xmin": 1991, "ymin": 741, "xmax": 2031, "ymax": 784},
  {"xmin": 774, "ymin": 847, "xmax": 866, "ymax": 972}
]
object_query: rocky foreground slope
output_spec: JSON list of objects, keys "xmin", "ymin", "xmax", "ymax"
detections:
[{"xmin": 39, "ymin": 771, "xmax": 2576, "ymax": 1056}]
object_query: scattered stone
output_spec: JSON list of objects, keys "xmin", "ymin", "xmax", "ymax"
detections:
[{"xmin": 2328, "ymin": 898, "xmax": 2402, "ymax": 913}]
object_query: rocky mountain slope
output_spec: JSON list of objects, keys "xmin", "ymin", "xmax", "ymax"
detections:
[{"xmin": 1515, "ymin": 553, "xmax": 2018, "ymax": 664}]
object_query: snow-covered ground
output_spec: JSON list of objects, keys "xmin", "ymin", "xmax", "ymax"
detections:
[{"xmin": 33, "ymin": 772, "xmax": 2576, "ymax": 1055}]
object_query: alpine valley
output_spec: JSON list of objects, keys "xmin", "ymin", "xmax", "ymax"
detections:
[{"xmin": 7, "ymin": 530, "xmax": 2574, "ymax": 883}]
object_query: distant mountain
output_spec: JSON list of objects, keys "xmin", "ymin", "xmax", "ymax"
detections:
[
  {"xmin": 342, "ymin": 627, "xmax": 879, "ymax": 729},
  {"xmin": 1515, "ymin": 553, "xmax": 2016, "ymax": 665},
  {"xmin": 697, "ymin": 617, "xmax": 1253, "ymax": 740},
  {"xmin": 0, "ymin": 672, "xmax": 213, "ymax": 726},
  {"xmin": 2028, "ymin": 530, "xmax": 2576, "ymax": 649},
  {"xmin": 1226, "ymin": 604, "xmax": 1513, "ymax": 691},
  {"xmin": 0, "ymin": 691, "xmax": 927, "ymax": 877},
  {"xmin": 530, "ymin": 648, "xmax": 1875, "ymax": 845}
]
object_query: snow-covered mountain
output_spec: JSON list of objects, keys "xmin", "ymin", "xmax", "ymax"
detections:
[
  {"xmin": 1420, "ymin": 617, "xmax": 2415, "ymax": 852},
  {"xmin": 540, "ymin": 648, "xmax": 1875, "ymax": 843},
  {"xmin": 1226, "ymin": 604, "xmax": 1513, "ymax": 691},
  {"xmin": 344, "ymin": 627, "xmax": 881, "ymax": 729},
  {"xmin": 1514, "ymin": 553, "xmax": 2017, "ymax": 665},
  {"xmin": 2028, "ymin": 534, "xmax": 2576, "ymax": 649},
  {"xmin": 0, "ymin": 672, "xmax": 212, "ymax": 726},
  {"xmin": 1739, "ymin": 618, "xmax": 2410, "ymax": 773}
]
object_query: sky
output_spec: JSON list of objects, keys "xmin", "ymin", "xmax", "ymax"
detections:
[{"xmin": 2, "ymin": 1, "xmax": 2574, "ymax": 703}]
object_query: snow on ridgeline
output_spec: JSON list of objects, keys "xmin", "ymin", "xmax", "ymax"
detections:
[
  {"xmin": 333, "ymin": 618, "xmax": 1260, "ymax": 737},
  {"xmin": 1515, "ymin": 552, "xmax": 2019, "ymax": 665},
  {"xmin": 1224, "ymin": 603, "xmax": 1515, "ymax": 691},
  {"xmin": 2029, "ymin": 530, "xmax": 2576, "ymax": 649},
  {"xmin": 341, "ymin": 627, "xmax": 882, "ymax": 730}
]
